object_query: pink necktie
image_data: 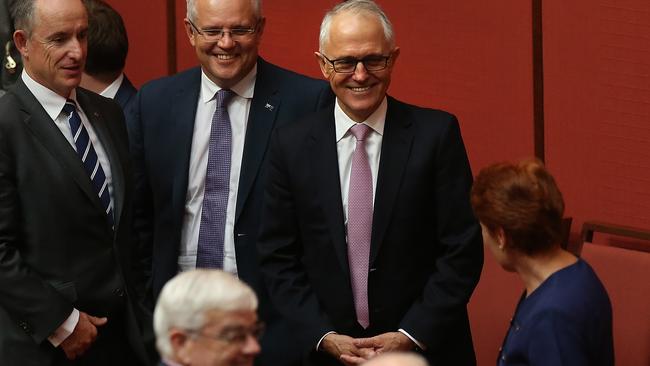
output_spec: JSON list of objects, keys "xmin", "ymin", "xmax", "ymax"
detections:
[{"xmin": 348, "ymin": 123, "xmax": 373, "ymax": 329}]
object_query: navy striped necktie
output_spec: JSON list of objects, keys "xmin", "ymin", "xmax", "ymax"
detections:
[{"xmin": 62, "ymin": 99, "xmax": 114, "ymax": 227}]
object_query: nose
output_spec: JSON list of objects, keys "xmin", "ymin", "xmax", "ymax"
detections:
[
  {"xmin": 217, "ymin": 31, "xmax": 236, "ymax": 49},
  {"xmin": 68, "ymin": 36, "xmax": 85, "ymax": 60},
  {"xmin": 242, "ymin": 334, "xmax": 261, "ymax": 356},
  {"xmin": 352, "ymin": 61, "xmax": 369, "ymax": 82}
]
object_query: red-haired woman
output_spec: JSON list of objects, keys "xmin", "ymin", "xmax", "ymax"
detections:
[{"xmin": 471, "ymin": 159, "xmax": 613, "ymax": 366}]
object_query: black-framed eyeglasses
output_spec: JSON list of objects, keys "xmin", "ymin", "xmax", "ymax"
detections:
[
  {"xmin": 187, "ymin": 322, "xmax": 265, "ymax": 345},
  {"xmin": 321, "ymin": 54, "xmax": 392, "ymax": 73},
  {"xmin": 187, "ymin": 18, "xmax": 260, "ymax": 42}
]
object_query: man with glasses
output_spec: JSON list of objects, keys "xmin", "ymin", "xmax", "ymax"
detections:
[
  {"xmin": 154, "ymin": 269, "xmax": 262, "ymax": 366},
  {"xmin": 128, "ymin": 0, "xmax": 332, "ymax": 365},
  {"xmin": 258, "ymin": 1, "xmax": 482, "ymax": 365}
]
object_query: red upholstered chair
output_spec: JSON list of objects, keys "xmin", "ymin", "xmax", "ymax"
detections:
[{"xmin": 578, "ymin": 221, "xmax": 650, "ymax": 366}]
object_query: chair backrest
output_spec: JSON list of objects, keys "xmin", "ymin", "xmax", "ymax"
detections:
[
  {"xmin": 578, "ymin": 221, "xmax": 650, "ymax": 366},
  {"xmin": 468, "ymin": 248, "xmax": 522, "ymax": 366}
]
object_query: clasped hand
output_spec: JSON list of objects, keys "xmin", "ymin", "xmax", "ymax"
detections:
[{"xmin": 322, "ymin": 332, "xmax": 415, "ymax": 365}]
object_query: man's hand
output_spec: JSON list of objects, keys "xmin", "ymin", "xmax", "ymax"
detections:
[
  {"xmin": 321, "ymin": 333, "xmax": 376, "ymax": 365},
  {"xmin": 59, "ymin": 312, "xmax": 107, "ymax": 360},
  {"xmin": 352, "ymin": 332, "xmax": 415, "ymax": 356}
]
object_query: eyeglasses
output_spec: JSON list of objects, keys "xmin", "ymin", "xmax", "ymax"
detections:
[
  {"xmin": 187, "ymin": 19, "xmax": 260, "ymax": 42},
  {"xmin": 321, "ymin": 54, "xmax": 392, "ymax": 73},
  {"xmin": 188, "ymin": 322, "xmax": 265, "ymax": 345}
]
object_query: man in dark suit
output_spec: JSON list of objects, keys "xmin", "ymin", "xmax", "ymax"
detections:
[
  {"xmin": 257, "ymin": 1, "xmax": 483, "ymax": 365},
  {"xmin": 0, "ymin": 0, "xmax": 149, "ymax": 365},
  {"xmin": 80, "ymin": 0, "xmax": 136, "ymax": 113},
  {"xmin": 127, "ymin": 0, "xmax": 332, "ymax": 364}
]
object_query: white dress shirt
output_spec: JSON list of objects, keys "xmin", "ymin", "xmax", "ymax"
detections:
[
  {"xmin": 98, "ymin": 73, "xmax": 124, "ymax": 99},
  {"xmin": 178, "ymin": 65, "xmax": 257, "ymax": 276},
  {"xmin": 21, "ymin": 70, "xmax": 115, "ymax": 347},
  {"xmin": 317, "ymin": 97, "xmax": 424, "ymax": 351}
]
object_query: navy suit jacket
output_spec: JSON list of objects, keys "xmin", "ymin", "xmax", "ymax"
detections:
[
  {"xmin": 127, "ymin": 58, "xmax": 333, "ymax": 365},
  {"xmin": 114, "ymin": 74, "xmax": 137, "ymax": 113},
  {"xmin": 258, "ymin": 97, "xmax": 484, "ymax": 365}
]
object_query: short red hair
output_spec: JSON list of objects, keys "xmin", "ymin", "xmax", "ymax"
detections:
[{"xmin": 471, "ymin": 159, "xmax": 565, "ymax": 255}]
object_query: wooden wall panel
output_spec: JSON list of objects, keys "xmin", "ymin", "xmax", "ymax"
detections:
[
  {"xmin": 544, "ymin": 0, "xmax": 650, "ymax": 237},
  {"xmin": 105, "ymin": 0, "xmax": 169, "ymax": 87}
]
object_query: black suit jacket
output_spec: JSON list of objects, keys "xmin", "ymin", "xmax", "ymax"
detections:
[
  {"xmin": 0, "ymin": 78, "xmax": 149, "ymax": 365},
  {"xmin": 258, "ymin": 97, "xmax": 484, "ymax": 366},
  {"xmin": 127, "ymin": 58, "xmax": 333, "ymax": 365}
]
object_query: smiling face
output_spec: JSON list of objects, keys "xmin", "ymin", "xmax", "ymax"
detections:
[
  {"xmin": 316, "ymin": 11, "xmax": 399, "ymax": 122},
  {"xmin": 185, "ymin": 0, "xmax": 264, "ymax": 89},
  {"xmin": 15, "ymin": 0, "xmax": 88, "ymax": 98}
]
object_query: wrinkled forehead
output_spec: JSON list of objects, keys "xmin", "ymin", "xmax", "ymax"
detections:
[
  {"xmin": 323, "ymin": 12, "xmax": 392, "ymax": 58},
  {"xmin": 32, "ymin": 0, "xmax": 88, "ymax": 34},
  {"xmin": 193, "ymin": 0, "xmax": 259, "ymax": 27}
]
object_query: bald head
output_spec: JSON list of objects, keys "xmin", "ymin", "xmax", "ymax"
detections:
[{"xmin": 363, "ymin": 353, "xmax": 429, "ymax": 366}]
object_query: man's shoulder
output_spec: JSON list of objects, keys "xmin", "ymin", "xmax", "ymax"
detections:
[{"xmin": 388, "ymin": 96, "xmax": 456, "ymax": 122}]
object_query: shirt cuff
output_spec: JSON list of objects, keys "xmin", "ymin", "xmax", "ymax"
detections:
[
  {"xmin": 48, "ymin": 308, "xmax": 79, "ymax": 347},
  {"xmin": 316, "ymin": 331, "xmax": 338, "ymax": 351},
  {"xmin": 398, "ymin": 328, "xmax": 426, "ymax": 351}
]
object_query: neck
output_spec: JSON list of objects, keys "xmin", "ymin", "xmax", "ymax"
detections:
[
  {"xmin": 513, "ymin": 246, "xmax": 577, "ymax": 296},
  {"xmin": 80, "ymin": 71, "xmax": 120, "ymax": 94}
]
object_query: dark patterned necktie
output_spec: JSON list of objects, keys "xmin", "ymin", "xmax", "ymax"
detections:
[
  {"xmin": 196, "ymin": 89, "xmax": 236, "ymax": 268},
  {"xmin": 347, "ymin": 123, "xmax": 373, "ymax": 328},
  {"xmin": 62, "ymin": 99, "xmax": 114, "ymax": 227}
]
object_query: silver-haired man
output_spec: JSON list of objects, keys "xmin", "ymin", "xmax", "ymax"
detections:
[{"xmin": 154, "ymin": 269, "xmax": 262, "ymax": 366}]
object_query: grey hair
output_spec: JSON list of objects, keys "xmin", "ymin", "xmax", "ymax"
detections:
[
  {"xmin": 186, "ymin": 0, "xmax": 262, "ymax": 22},
  {"xmin": 319, "ymin": 0, "xmax": 394, "ymax": 53},
  {"xmin": 9, "ymin": 0, "xmax": 37, "ymax": 35},
  {"xmin": 153, "ymin": 269, "xmax": 258, "ymax": 359}
]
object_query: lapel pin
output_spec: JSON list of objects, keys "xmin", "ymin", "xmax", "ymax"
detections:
[
  {"xmin": 265, "ymin": 103, "xmax": 274, "ymax": 111},
  {"xmin": 93, "ymin": 112, "xmax": 100, "ymax": 117}
]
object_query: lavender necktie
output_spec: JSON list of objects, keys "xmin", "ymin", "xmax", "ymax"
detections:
[
  {"xmin": 348, "ymin": 123, "xmax": 373, "ymax": 328},
  {"xmin": 196, "ymin": 89, "xmax": 235, "ymax": 268}
]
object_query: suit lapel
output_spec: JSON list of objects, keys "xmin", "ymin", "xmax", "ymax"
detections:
[
  {"xmin": 13, "ymin": 80, "xmax": 103, "ymax": 212},
  {"xmin": 170, "ymin": 72, "xmax": 201, "ymax": 230},
  {"xmin": 77, "ymin": 89, "xmax": 125, "ymax": 227},
  {"xmin": 235, "ymin": 59, "xmax": 280, "ymax": 221},
  {"xmin": 370, "ymin": 97, "xmax": 414, "ymax": 263},
  {"xmin": 309, "ymin": 108, "xmax": 350, "ymax": 278}
]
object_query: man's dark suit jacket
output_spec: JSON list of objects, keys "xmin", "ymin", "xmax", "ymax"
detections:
[
  {"xmin": 127, "ymin": 58, "xmax": 333, "ymax": 366},
  {"xmin": 115, "ymin": 75, "xmax": 137, "ymax": 114},
  {"xmin": 0, "ymin": 78, "xmax": 149, "ymax": 365},
  {"xmin": 258, "ymin": 97, "xmax": 484, "ymax": 366}
]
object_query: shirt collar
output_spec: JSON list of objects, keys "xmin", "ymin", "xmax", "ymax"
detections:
[
  {"xmin": 334, "ymin": 96, "xmax": 387, "ymax": 142},
  {"xmin": 21, "ymin": 69, "xmax": 78, "ymax": 121},
  {"xmin": 200, "ymin": 64, "xmax": 257, "ymax": 104},
  {"xmin": 99, "ymin": 73, "xmax": 124, "ymax": 99}
]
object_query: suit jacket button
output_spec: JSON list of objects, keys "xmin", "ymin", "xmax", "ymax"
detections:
[{"xmin": 113, "ymin": 288, "xmax": 125, "ymax": 297}]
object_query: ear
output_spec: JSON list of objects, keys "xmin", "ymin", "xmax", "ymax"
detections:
[
  {"xmin": 256, "ymin": 17, "xmax": 266, "ymax": 38},
  {"xmin": 390, "ymin": 47, "xmax": 400, "ymax": 66},
  {"xmin": 183, "ymin": 19, "xmax": 197, "ymax": 47},
  {"xmin": 13, "ymin": 30, "xmax": 29, "ymax": 59},
  {"xmin": 495, "ymin": 227, "xmax": 507, "ymax": 250},
  {"xmin": 169, "ymin": 328, "xmax": 190, "ymax": 355},
  {"xmin": 314, "ymin": 52, "xmax": 332, "ymax": 79}
]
